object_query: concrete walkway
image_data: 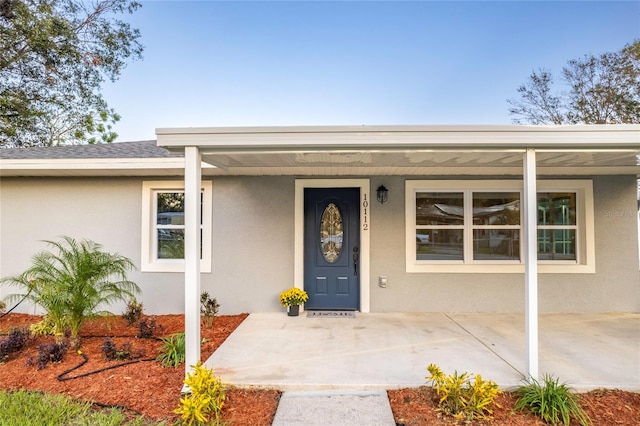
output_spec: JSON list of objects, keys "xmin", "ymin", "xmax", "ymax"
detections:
[
  {"xmin": 205, "ymin": 312, "xmax": 639, "ymax": 425},
  {"xmin": 271, "ymin": 390, "xmax": 396, "ymax": 426}
]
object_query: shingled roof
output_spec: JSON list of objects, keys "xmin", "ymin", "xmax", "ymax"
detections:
[{"xmin": 0, "ymin": 140, "xmax": 175, "ymax": 159}]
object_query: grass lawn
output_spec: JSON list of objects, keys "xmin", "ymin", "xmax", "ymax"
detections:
[{"xmin": 0, "ymin": 390, "xmax": 165, "ymax": 426}]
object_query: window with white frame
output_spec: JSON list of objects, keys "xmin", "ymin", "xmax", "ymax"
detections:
[
  {"xmin": 406, "ymin": 180, "xmax": 594, "ymax": 273},
  {"xmin": 141, "ymin": 181, "xmax": 212, "ymax": 272}
]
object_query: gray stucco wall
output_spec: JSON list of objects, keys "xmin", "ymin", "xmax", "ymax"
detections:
[
  {"xmin": 0, "ymin": 176, "xmax": 295, "ymax": 315},
  {"xmin": 1, "ymin": 175, "xmax": 638, "ymax": 315},
  {"xmin": 0, "ymin": 177, "xmax": 182, "ymax": 315}
]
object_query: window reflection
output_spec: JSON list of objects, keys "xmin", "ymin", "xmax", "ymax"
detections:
[
  {"xmin": 156, "ymin": 191, "xmax": 203, "ymax": 260},
  {"xmin": 416, "ymin": 229, "xmax": 463, "ymax": 260},
  {"xmin": 416, "ymin": 193, "xmax": 464, "ymax": 225},
  {"xmin": 473, "ymin": 192, "xmax": 520, "ymax": 225},
  {"xmin": 538, "ymin": 193, "xmax": 576, "ymax": 226},
  {"xmin": 473, "ymin": 229, "xmax": 520, "ymax": 260}
]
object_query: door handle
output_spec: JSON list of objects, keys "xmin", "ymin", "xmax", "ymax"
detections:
[{"xmin": 353, "ymin": 247, "xmax": 359, "ymax": 276}]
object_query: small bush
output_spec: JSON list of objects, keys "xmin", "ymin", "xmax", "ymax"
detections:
[
  {"xmin": 174, "ymin": 362, "xmax": 226, "ymax": 425},
  {"xmin": 29, "ymin": 315, "xmax": 57, "ymax": 337},
  {"xmin": 27, "ymin": 341, "xmax": 69, "ymax": 370},
  {"xmin": 0, "ymin": 327, "xmax": 30, "ymax": 362},
  {"xmin": 514, "ymin": 374, "xmax": 591, "ymax": 425},
  {"xmin": 137, "ymin": 317, "xmax": 161, "ymax": 338},
  {"xmin": 200, "ymin": 292, "xmax": 220, "ymax": 328},
  {"xmin": 101, "ymin": 338, "xmax": 144, "ymax": 361},
  {"xmin": 426, "ymin": 363, "xmax": 501, "ymax": 421},
  {"xmin": 0, "ymin": 300, "xmax": 6, "ymax": 314},
  {"xmin": 122, "ymin": 299, "xmax": 144, "ymax": 326},
  {"xmin": 101, "ymin": 338, "xmax": 118, "ymax": 360},
  {"xmin": 157, "ymin": 332, "xmax": 185, "ymax": 367}
]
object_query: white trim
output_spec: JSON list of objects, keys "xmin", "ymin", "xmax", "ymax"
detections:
[
  {"xmin": 405, "ymin": 179, "xmax": 594, "ymax": 274},
  {"xmin": 140, "ymin": 180, "xmax": 212, "ymax": 273},
  {"xmin": 295, "ymin": 179, "xmax": 371, "ymax": 313},
  {"xmin": 1, "ymin": 157, "xmax": 187, "ymax": 170},
  {"xmin": 157, "ymin": 124, "xmax": 640, "ymax": 150}
]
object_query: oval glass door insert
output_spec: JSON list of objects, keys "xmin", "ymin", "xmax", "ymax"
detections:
[{"xmin": 320, "ymin": 203, "xmax": 343, "ymax": 263}]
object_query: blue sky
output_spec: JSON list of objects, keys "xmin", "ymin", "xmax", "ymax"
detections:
[{"xmin": 101, "ymin": 1, "xmax": 640, "ymax": 142}]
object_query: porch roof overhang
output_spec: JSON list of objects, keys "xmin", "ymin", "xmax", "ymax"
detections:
[{"xmin": 156, "ymin": 124, "xmax": 640, "ymax": 176}]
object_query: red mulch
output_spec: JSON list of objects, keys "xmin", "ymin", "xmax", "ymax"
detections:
[
  {"xmin": 0, "ymin": 313, "xmax": 280, "ymax": 424},
  {"xmin": 388, "ymin": 386, "xmax": 640, "ymax": 425},
  {"xmin": 2, "ymin": 313, "xmax": 639, "ymax": 425}
]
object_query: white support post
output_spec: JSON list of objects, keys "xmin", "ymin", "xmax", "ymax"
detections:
[
  {"xmin": 523, "ymin": 148, "xmax": 539, "ymax": 382},
  {"xmin": 184, "ymin": 147, "xmax": 202, "ymax": 372}
]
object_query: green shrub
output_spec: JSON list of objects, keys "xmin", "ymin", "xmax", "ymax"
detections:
[
  {"xmin": 29, "ymin": 315, "xmax": 56, "ymax": 337},
  {"xmin": 0, "ymin": 236, "xmax": 140, "ymax": 349},
  {"xmin": 157, "ymin": 332, "xmax": 185, "ymax": 367},
  {"xmin": 174, "ymin": 362, "xmax": 226, "ymax": 425},
  {"xmin": 426, "ymin": 363, "xmax": 501, "ymax": 421},
  {"xmin": 514, "ymin": 374, "xmax": 591, "ymax": 425}
]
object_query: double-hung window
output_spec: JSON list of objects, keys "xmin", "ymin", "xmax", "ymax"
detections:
[
  {"xmin": 406, "ymin": 180, "xmax": 594, "ymax": 273},
  {"xmin": 141, "ymin": 181, "xmax": 213, "ymax": 272}
]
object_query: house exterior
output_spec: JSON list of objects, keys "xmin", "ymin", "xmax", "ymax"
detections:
[{"xmin": 2, "ymin": 124, "xmax": 639, "ymax": 376}]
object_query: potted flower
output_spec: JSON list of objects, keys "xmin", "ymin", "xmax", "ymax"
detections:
[{"xmin": 279, "ymin": 287, "xmax": 308, "ymax": 316}]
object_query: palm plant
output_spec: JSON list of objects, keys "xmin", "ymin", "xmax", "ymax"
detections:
[{"xmin": 1, "ymin": 236, "xmax": 140, "ymax": 348}]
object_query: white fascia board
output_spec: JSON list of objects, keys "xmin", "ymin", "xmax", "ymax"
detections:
[
  {"xmin": 156, "ymin": 124, "xmax": 640, "ymax": 151},
  {"xmin": 0, "ymin": 158, "xmax": 216, "ymax": 171}
]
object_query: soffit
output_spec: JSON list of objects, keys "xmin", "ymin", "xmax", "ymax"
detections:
[{"xmin": 197, "ymin": 150, "xmax": 640, "ymax": 176}]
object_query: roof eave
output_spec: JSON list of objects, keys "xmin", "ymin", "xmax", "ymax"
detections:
[{"xmin": 156, "ymin": 124, "xmax": 640, "ymax": 151}]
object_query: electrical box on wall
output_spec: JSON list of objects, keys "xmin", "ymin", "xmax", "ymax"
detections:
[{"xmin": 379, "ymin": 276, "xmax": 387, "ymax": 288}]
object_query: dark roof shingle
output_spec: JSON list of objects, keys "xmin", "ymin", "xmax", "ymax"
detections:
[{"xmin": 0, "ymin": 140, "xmax": 176, "ymax": 159}]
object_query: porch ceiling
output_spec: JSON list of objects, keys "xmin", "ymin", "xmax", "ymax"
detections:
[
  {"xmin": 158, "ymin": 125, "xmax": 640, "ymax": 177},
  {"xmin": 197, "ymin": 149, "xmax": 640, "ymax": 176}
]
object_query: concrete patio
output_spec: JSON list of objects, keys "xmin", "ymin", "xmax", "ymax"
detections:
[{"xmin": 205, "ymin": 312, "xmax": 640, "ymax": 392}]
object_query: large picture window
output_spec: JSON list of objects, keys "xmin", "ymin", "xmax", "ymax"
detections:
[
  {"xmin": 406, "ymin": 180, "xmax": 594, "ymax": 273},
  {"xmin": 142, "ymin": 181, "xmax": 212, "ymax": 272}
]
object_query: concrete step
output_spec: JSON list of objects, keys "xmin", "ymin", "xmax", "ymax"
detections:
[{"xmin": 271, "ymin": 389, "xmax": 396, "ymax": 426}]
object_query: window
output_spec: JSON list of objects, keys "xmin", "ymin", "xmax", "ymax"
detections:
[
  {"xmin": 537, "ymin": 193, "xmax": 577, "ymax": 261},
  {"xmin": 141, "ymin": 181, "xmax": 212, "ymax": 272},
  {"xmin": 406, "ymin": 180, "xmax": 594, "ymax": 273}
]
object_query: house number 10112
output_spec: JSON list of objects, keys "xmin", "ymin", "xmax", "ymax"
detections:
[{"xmin": 362, "ymin": 194, "xmax": 369, "ymax": 231}]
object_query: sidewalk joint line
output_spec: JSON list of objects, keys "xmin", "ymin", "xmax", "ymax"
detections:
[{"xmin": 443, "ymin": 313, "xmax": 524, "ymax": 379}]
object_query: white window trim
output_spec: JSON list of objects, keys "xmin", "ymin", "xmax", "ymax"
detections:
[
  {"xmin": 405, "ymin": 180, "xmax": 594, "ymax": 274},
  {"xmin": 141, "ymin": 180, "xmax": 212, "ymax": 273}
]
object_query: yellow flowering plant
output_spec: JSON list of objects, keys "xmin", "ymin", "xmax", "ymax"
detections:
[
  {"xmin": 279, "ymin": 287, "xmax": 309, "ymax": 307},
  {"xmin": 174, "ymin": 362, "xmax": 226, "ymax": 425}
]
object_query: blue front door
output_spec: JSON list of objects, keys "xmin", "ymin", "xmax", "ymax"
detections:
[{"xmin": 304, "ymin": 188, "xmax": 360, "ymax": 310}]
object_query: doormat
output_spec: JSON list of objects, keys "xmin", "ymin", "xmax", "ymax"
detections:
[{"xmin": 307, "ymin": 311, "xmax": 356, "ymax": 318}]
